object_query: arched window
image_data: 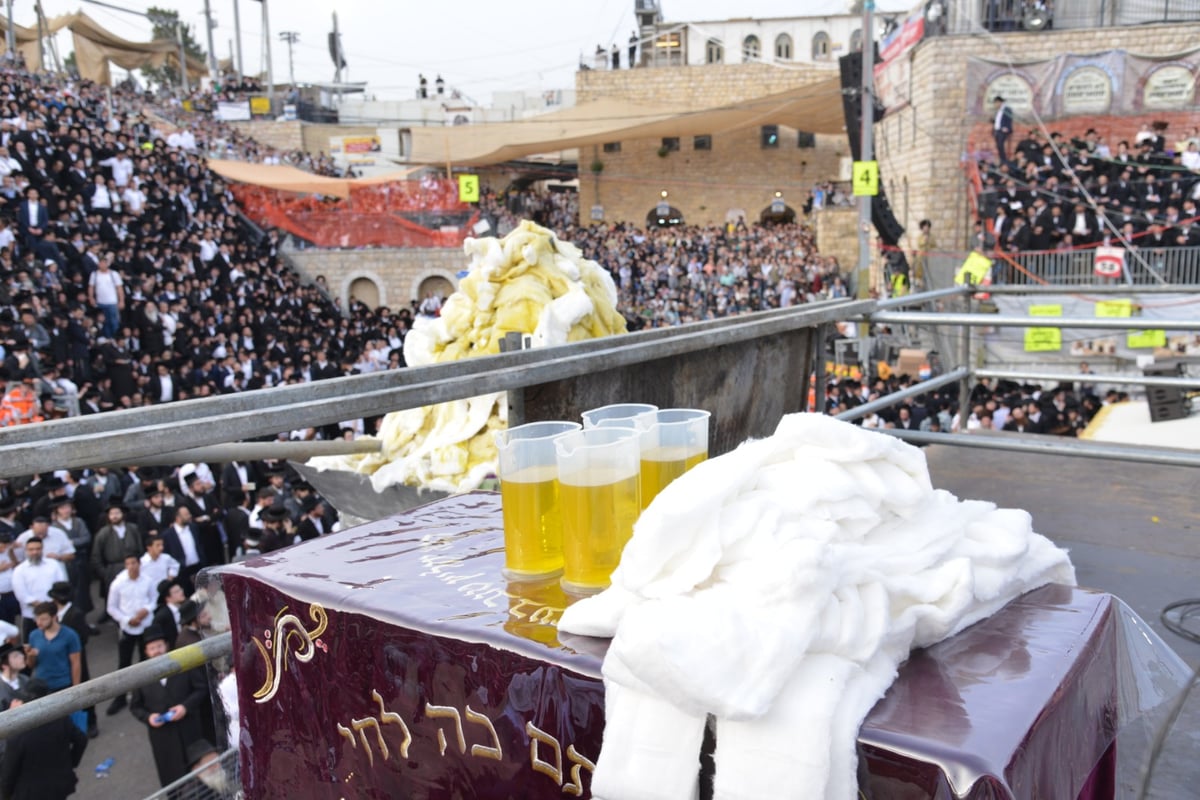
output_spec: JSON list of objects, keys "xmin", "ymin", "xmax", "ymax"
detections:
[
  {"xmin": 706, "ymin": 38, "xmax": 724, "ymax": 64},
  {"xmin": 775, "ymin": 33, "xmax": 793, "ymax": 61},
  {"xmin": 742, "ymin": 35, "xmax": 760, "ymax": 62},
  {"xmin": 850, "ymin": 29, "xmax": 864, "ymax": 53},
  {"xmin": 812, "ymin": 31, "xmax": 831, "ymax": 61}
]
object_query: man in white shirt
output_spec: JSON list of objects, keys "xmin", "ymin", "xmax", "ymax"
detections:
[
  {"xmin": 11, "ymin": 538, "xmax": 61, "ymax": 636},
  {"xmin": 16, "ymin": 517, "xmax": 73, "ymax": 580},
  {"xmin": 105, "ymin": 553, "xmax": 157, "ymax": 714},
  {"xmin": 140, "ymin": 535, "xmax": 180, "ymax": 589}
]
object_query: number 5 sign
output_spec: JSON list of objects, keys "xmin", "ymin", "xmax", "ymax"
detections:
[
  {"xmin": 852, "ymin": 160, "xmax": 879, "ymax": 196},
  {"xmin": 458, "ymin": 174, "xmax": 480, "ymax": 203}
]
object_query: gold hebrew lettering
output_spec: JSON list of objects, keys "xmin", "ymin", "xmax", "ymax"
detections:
[
  {"xmin": 372, "ymin": 690, "xmax": 412, "ymax": 759},
  {"xmin": 464, "ymin": 705, "xmax": 503, "ymax": 761},
  {"xmin": 426, "ymin": 703, "xmax": 466, "ymax": 756},
  {"xmin": 351, "ymin": 717, "xmax": 387, "ymax": 767},
  {"xmin": 525, "ymin": 721, "xmax": 563, "ymax": 785},
  {"xmin": 336, "ymin": 722, "xmax": 356, "ymax": 749},
  {"xmin": 563, "ymin": 745, "xmax": 596, "ymax": 796}
]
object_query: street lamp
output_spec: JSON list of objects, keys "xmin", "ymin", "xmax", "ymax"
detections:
[{"xmin": 279, "ymin": 31, "xmax": 298, "ymax": 87}]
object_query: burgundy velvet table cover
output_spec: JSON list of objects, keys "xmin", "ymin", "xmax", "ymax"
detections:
[{"xmin": 217, "ymin": 493, "xmax": 1118, "ymax": 800}]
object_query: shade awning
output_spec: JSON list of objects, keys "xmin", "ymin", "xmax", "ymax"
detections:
[
  {"xmin": 405, "ymin": 74, "xmax": 848, "ymax": 166},
  {"xmin": 207, "ymin": 160, "xmax": 424, "ymax": 198}
]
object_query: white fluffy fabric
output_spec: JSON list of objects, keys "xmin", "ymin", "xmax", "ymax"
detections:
[{"xmin": 558, "ymin": 413, "xmax": 1075, "ymax": 800}]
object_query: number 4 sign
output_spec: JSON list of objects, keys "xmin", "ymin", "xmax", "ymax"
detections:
[{"xmin": 852, "ymin": 161, "xmax": 879, "ymax": 196}]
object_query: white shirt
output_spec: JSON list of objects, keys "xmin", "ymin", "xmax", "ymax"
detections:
[
  {"xmin": 106, "ymin": 570, "xmax": 157, "ymax": 635},
  {"xmin": 122, "ymin": 186, "xmax": 146, "ymax": 213},
  {"xmin": 89, "ymin": 268, "xmax": 122, "ymax": 305},
  {"xmin": 140, "ymin": 551, "xmax": 180, "ymax": 587},
  {"xmin": 12, "ymin": 559, "xmax": 61, "ymax": 619},
  {"xmin": 199, "ymin": 238, "xmax": 218, "ymax": 262},
  {"xmin": 15, "ymin": 528, "xmax": 73, "ymax": 579},
  {"xmin": 994, "ymin": 105, "xmax": 1007, "ymax": 130},
  {"xmin": 173, "ymin": 525, "xmax": 201, "ymax": 567}
]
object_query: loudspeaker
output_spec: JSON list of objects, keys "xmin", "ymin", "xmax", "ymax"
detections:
[
  {"xmin": 1143, "ymin": 363, "xmax": 1192, "ymax": 423},
  {"xmin": 839, "ymin": 52, "xmax": 905, "ymax": 247}
]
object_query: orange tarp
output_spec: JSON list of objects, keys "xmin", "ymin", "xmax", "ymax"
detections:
[{"xmin": 207, "ymin": 160, "xmax": 423, "ymax": 199}]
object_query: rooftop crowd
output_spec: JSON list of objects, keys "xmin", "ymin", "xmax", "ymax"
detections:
[{"xmin": 979, "ymin": 119, "xmax": 1200, "ymax": 258}]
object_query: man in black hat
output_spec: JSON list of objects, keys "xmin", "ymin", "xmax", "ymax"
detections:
[
  {"xmin": 0, "ymin": 643, "xmax": 29, "ymax": 710},
  {"xmin": 0, "ymin": 678, "xmax": 88, "ymax": 800},
  {"xmin": 90, "ymin": 499, "xmax": 143, "ymax": 622},
  {"xmin": 129, "ymin": 624, "xmax": 208, "ymax": 788},
  {"xmin": 294, "ymin": 495, "xmax": 328, "ymax": 542},
  {"xmin": 992, "ymin": 96, "xmax": 1013, "ymax": 163},
  {"xmin": 185, "ymin": 738, "xmax": 226, "ymax": 799},
  {"xmin": 136, "ymin": 482, "xmax": 171, "ymax": 539},
  {"xmin": 258, "ymin": 504, "xmax": 292, "ymax": 553},
  {"xmin": 49, "ymin": 581, "xmax": 97, "ymax": 737}
]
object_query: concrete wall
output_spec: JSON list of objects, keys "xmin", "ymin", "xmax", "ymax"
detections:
[
  {"xmin": 577, "ymin": 63, "xmax": 846, "ymax": 227},
  {"xmin": 812, "ymin": 206, "xmax": 860, "ymax": 276},
  {"xmin": 882, "ymin": 22, "xmax": 1200, "ymax": 252},
  {"xmin": 283, "ymin": 246, "xmax": 467, "ymax": 312}
]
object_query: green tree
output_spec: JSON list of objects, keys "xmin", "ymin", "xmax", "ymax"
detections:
[
  {"xmin": 63, "ymin": 50, "xmax": 77, "ymax": 77},
  {"xmin": 141, "ymin": 6, "xmax": 206, "ymax": 89}
]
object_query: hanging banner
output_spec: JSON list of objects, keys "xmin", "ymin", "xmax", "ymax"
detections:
[
  {"xmin": 1127, "ymin": 329, "xmax": 1167, "ymax": 349},
  {"xmin": 967, "ymin": 48, "xmax": 1200, "ymax": 120},
  {"xmin": 1093, "ymin": 247, "xmax": 1125, "ymax": 279},
  {"xmin": 1024, "ymin": 304, "xmax": 1063, "ymax": 352}
]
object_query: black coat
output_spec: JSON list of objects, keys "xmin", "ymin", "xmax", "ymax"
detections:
[
  {"xmin": 0, "ymin": 716, "xmax": 87, "ymax": 800},
  {"xmin": 129, "ymin": 668, "xmax": 209, "ymax": 787}
]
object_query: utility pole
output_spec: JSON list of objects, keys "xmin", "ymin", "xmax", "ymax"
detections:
[
  {"xmin": 261, "ymin": 0, "xmax": 274, "ymax": 111},
  {"xmin": 176, "ymin": 20, "xmax": 189, "ymax": 94},
  {"xmin": 232, "ymin": 0, "xmax": 244, "ymax": 79},
  {"xmin": 5, "ymin": 0, "xmax": 15, "ymax": 63},
  {"xmin": 203, "ymin": 0, "xmax": 218, "ymax": 79},
  {"xmin": 856, "ymin": 0, "xmax": 875, "ymax": 366},
  {"xmin": 332, "ymin": 12, "xmax": 341, "ymax": 106},
  {"xmin": 279, "ymin": 31, "xmax": 298, "ymax": 87}
]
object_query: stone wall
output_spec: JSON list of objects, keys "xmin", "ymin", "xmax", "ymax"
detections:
[
  {"xmin": 812, "ymin": 206, "xmax": 860, "ymax": 278},
  {"xmin": 283, "ymin": 246, "xmax": 467, "ymax": 312},
  {"xmin": 226, "ymin": 120, "xmax": 303, "ymax": 152},
  {"xmin": 577, "ymin": 63, "xmax": 847, "ymax": 227},
  {"xmin": 882, "ymin": 22, "xmax": 1200, "ymax": 252}
]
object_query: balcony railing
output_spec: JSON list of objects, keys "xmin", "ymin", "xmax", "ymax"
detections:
[{"xmin": 992, "ymin": 244, "xmax": 1200, "ymax": 285}]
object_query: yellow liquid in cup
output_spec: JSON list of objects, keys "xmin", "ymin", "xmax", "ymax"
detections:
[
  {"xmin": 559, "ymin": 470, "xmax": 641, "ymax": 592},
  {"xmin": 639, "ymin": 448, "xmax": 707, "ymax": 509},
  {"xmin": 499, "ymin": 465, "xmax": 564, "ymax": 578}
]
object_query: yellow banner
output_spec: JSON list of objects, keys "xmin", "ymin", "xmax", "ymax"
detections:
[
  {"xmin": 1025, "ymin": 304, "xmax": 1062, "ymax": 352},
  {"xmin": 1094, "ymin": 299, "xmax": 1132, "ymax": 318},
  {"xmin": 1127, "ymin": 329, "xmax": 1166, "ymax": 348},
  {"xmin": 250, "ymin": 96, "xmax": 271, "ymax": 115}
]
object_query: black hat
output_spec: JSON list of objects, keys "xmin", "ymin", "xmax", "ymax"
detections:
[
  {"xmin": 48, "ymin": 581, "xmax": 72, "ymax": 602},
  {"xmin": 185, "ymin": 738, "xmax": 217, "ymax": 767},
  {"xmin": 993, "ymin": 95, "xmax": 1004, "ymax": 102},
  {"xmin": 300, "ymin": 495, "xmax": 320, "ymax": 513},
  {"xmin": 137, "ymin": 467, "xmax": 157, "ymax": 482},
  {"xmin": 179, "ymin": 598, "xmax": 204, "ymax": 626},
  {"xmin": 48, "ymin": 495, "xmax": 71, "ymax": 511},
  {"xmin": 0, "ymin": 643, "xmax": 19, "ymax": 664},
  {"xmin": 106, "ymin": 499, "xmax": 126, "ymax": 512},
  {"xmin": 31, "ymin": 514, "xmax": 49, "ymax": 524},
  {"xmin": 40, "ymin": 476, "xmax": 64, "ymax": 491},
  {"xmin": 145, "ymin": 483, "xmax": 163, "ymax": 498},
  {"xmin": 181, "ymin": 471, "xmax": 200, "ymax": 486},
  {"xmin": 291, "ymin": 481, "xmax": 313, "ymax": 492},
  {"xmin": 141, "ymin": 624, "xmax": 167, "ymax": 645},
  {"xmin": 261, "ymin": 505, "xmax": 288, "ymax": 523}
]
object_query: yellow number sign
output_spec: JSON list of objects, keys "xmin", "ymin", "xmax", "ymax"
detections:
[
  {"xmin": 458, "ymin": 174, "xmax": 480, "ymax": 203},
  {"xmin": 1024, "ymin": 304, "xmax": 1062, "ymax": 352},
  {"xmin": 852, "ymin": 161, "xmax": 879, "ymax": 196}
]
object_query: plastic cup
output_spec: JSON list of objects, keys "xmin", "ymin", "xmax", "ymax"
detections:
[
  {"xmin": 581, "ymin": 403, "xmax": 658, "ymax": 431},
  {"xmin": 636, "ymin": 409, "xmax": 711, "ymax": 510},
  {"xmin": 495, "ymin": 421, "xmax": 581, "ymax": 580},
  {"xmin": 554, "ymin": 427, "xmax": 642, "ymax": 594}
]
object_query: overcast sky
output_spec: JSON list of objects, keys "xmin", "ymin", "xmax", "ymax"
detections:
[{"xmin": 32, "ymin": 1, "xmax": 915, "ymax": 103}]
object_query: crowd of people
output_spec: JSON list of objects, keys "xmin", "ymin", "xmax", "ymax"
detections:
[
  {"xmin": 980, "ymin": 111, "xmax": 1200, "ymax": 262},
  {"xmin": 821, "ymin": 365, "xmax": 1120, "ymax": 438},
  {"xmin": 0, "ymin": 52, "xmax": 1170, "ymax": 795}
]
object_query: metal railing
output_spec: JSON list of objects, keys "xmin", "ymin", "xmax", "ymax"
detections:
[
  {"xmin": 0, "ymin": 283, "xmax": 1197, "ymax": 769},
  {"xmin": 145, "ymin": 747, "xmax": 240, "ymax": 800},
  {"xmin": 993, "ymin": 246, "xmax": 1200, "ymax": 286}
]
